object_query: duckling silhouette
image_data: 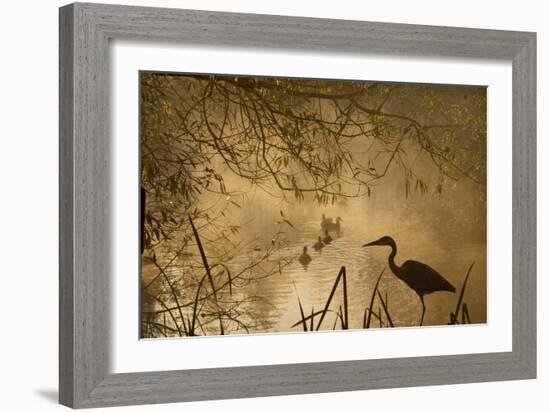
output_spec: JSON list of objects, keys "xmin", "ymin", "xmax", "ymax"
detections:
[
  {"xmin": 313, "ymin": 236, "xmax": 325, "ymax": 251},
  {"xmin": 298, "ymin": 246, "xmax": 312, "ymax": 267},
  {"xmin": 322, "ymin": 229, "xmax": 333, "ymax": 244}
]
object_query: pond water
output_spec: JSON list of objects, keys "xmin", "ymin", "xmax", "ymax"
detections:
[
  {"xmin": 226, "ymin": 211, "xmax": 486, "ymax": 334},
  {"xmin": 141, "ymin": 192, "xmax": 487, "ymax": 338}
]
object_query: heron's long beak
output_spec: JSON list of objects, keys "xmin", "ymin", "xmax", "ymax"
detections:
[{"xmin": 362, "ymin": 240, "xmax": 380, "ymax": 247}]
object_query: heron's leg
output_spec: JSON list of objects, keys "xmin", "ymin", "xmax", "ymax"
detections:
[{"xmin": 419, "ymin": 295, "xmax": 426, "ymax": 326}]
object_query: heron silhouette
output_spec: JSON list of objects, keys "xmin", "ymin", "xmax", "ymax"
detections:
[{"xmin": 362, "ymin": 236, "xmax": 456, "ymax": 326}]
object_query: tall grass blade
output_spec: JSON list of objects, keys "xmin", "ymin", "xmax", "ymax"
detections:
[
  {"xmin": 366, "ymin": 269, "xmax": 385, "ymax": 328},
  {"xmin": 190, "ymin": 273, "xmax": 208, "ymax": 336},
  {"xmin": 293, "ymin": 281, "xmax": 308, "ymax": 331},
  {"xmin": 377, "ymin": 289, "xmax": 394, "ymax": 327},
  {"xmin": 186, "ymin": 314, "xmax": 192, "ymax": 336},
  {"xmin": 315, "ymin": 266, "xmax": 346, "ymax": 331},
  {"xmin": 462, "ymin": 303, "xmax": 471, "ymax": 324},
  {"xmin": 451, "ymin": 262, "xmax": 475, "ymax": 325},
  {"xmin": 211, "ymin": 262, "xmax": 233, "ymax": 296},
  {"xmin": 333, "ymin": 308, "xmax": 341, "ymax": 330},
  {"xmin": 290, "ymin": 309, "xmax": 329, "ymax": 329},
  {"xmin": 338, "ymin": 305, "xmax": 346, "ymax": 329},
  {"xmin": 189, "ymin": 214, "xmax": 224, "ymax": 335},
  {"xmin": 342, "ymin": 267, "xmax": 349, "ymax": 329}
]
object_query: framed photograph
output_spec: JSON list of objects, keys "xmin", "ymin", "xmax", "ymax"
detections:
[{"xmin": 59, "ymin": 2, "xmax": 536, "ymax": 408}]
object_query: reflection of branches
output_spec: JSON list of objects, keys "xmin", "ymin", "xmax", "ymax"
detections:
[{"xmin": 141, "ymin": 217, "xmax": 294, "ymax": 337}]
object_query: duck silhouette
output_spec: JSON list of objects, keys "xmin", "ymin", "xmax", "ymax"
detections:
[
  {"xmin": 313, "ymin": 236, "xmax": 325, "ymax": 251},
  {"xmin": 320, "ymin": 214, "xmax": 333, "ymax": 231},
  {"xmin": 322, "ymin": 229, "xmax": 333, "ymax": 244},
  {"xmin": 298, "ymin": 246, "xmax": 312, "ymax": 267},
  {"xmin": 321, "ymin": 215, "xmax": 342, "ymax": 234},
  {"xmin": 329, "ymin": 217, "xmax": 343, "ymax": 234}
]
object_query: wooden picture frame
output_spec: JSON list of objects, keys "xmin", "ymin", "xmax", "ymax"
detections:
[{"xmin": 59, "ymin": 2, "xmax": 536, "ymax": 408}]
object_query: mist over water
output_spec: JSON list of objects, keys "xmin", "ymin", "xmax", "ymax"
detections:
[
  {"xmin": 142, "ymin": 164, "xmax": 486, "ymax": 335},
  {"xmin": 205, "ymin": 173, "xmax": 486, "ymax": 333}
]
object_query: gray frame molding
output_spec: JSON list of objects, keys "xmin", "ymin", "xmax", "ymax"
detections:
[{"xmin": 59, "ymin": 2, "xmax": 536, "ymax": 408}]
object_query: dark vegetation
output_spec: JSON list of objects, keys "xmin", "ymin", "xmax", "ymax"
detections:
[{"xmin": 291, "ymin": 263, "xmax": 475, "ymax": 332}]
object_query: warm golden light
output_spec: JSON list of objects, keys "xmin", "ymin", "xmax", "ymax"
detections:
[{"xmin": 139, "ymin": 72, "xmax": 487, "ymax": 338}]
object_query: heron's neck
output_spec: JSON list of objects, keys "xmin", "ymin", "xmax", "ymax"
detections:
[{"xmin": 388, "ymin": 244, "xmax": 401, "ymax": 277}]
